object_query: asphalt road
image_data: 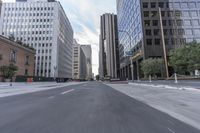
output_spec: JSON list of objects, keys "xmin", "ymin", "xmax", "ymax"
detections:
[{"xmin": 0, "ymin": 82, "xmax": 199, "ymax": 133}]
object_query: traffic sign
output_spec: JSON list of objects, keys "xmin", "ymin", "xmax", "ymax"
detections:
[{"xmin": 125, "ymin": 51, "xmax": 133, "ymax": 56}]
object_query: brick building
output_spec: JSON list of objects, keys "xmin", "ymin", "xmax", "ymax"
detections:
[{"xmin": 0, "ymin": 35, "xmax": 35, "ymax": 81}]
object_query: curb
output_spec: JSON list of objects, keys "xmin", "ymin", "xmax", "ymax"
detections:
[{"xmin": 129, "ymin": 83, "xmax": 200, "ymax": 92}]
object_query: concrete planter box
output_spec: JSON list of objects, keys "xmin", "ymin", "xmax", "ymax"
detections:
[{"xmin": 4, "ymin": 79, "xmax": 11, "ymax": 82}]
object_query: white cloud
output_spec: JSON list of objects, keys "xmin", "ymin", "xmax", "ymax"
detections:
[{"xmin": 61, "ymin": 0, "xmax": 116, "ymax": 75}]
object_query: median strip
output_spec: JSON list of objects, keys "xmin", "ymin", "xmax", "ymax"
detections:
[{"xmin": 61, "ymin": 89, "xmax": 75, "ymax": 95}]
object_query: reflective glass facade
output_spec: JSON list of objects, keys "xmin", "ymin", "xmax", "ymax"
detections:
[
  {"xmin": 167, "ymin": 0, "xmax": 200, "ymax": 42},
  {"xmin": 117, "ymin": 0, "xmax": 143, "ymax": 63},
  {"xmin": 142, "ymin": 0, "xmax": 200, "ymax": 58},
  {"xmin": 117, "ymin": 0, "xmax": 200, "ymax": 79},
  {"xmin": 117, "ymin": 0, "xmax": 200, "ymax": 63}
]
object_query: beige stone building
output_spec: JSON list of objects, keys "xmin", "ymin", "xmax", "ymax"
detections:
[
  {"xmin": 0, "ymin": 35, "xmax": 35, "ymax": 81},
  {"xmin": 72, "ymin": 40, "xmax": 87, "ymax": 80}
]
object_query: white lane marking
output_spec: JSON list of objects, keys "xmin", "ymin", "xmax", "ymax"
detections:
[
  {"xmin": 61, "ymin": 89, "xmax": 75, "ymax": 95},
  {"xmin": 48, "ymin": 96, "xmax": 55, "ymax": 99},
  {"xmin": 168, "ymin": 120, "xmax": 175, "ymax": 125},
  {"xmin": 168, "ymin": 127, "xmax": 175, "ymax": 133}
]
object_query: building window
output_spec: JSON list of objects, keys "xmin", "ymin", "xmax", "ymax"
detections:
[
  {"xmin": 151, "ymin": 2, "xmax": 156, "ymax": 8},
  {"xmin": 177, "ymin": 20, "xmax": 183, "ymax": 26},
  {"xmin": 143, "ymin": 2, "xmax": 148, "ymax": 8},
  {"xmin": 178, "ymin": 29, "xmax": 185, "ymax": 35},
  {"xmin": 174, "ymin": 2, "xmax": 180, "ymax": 8},
  {"xmin": 189, "ymin": 2, "xmax": 196, "ymax": 8},
  {"xmin": 161, "ymin": 11, "xmax": 165, "ymax": 17},
  {"xmin": 193, "ymin": 19, "xmax": 200, "ymax": 26},
  {"xmin": 181, "ymin": 2, "xmax": 188, "ymax": 8},
  {"xmin": 151, "ymin": 11, "xmax": 158, "ymax": 17},
  {"xmin": 165, "ymin": 39, "xmax": 169, "ymax": 45},
  {"xmin": 144, "ymin": 20, "xmax": 150, "ymax": 26},
  {"xmin": 170, "ymin": 29, "xmax": 176, "ymax": 35},
  {"xmin": 25, "ymin": 69, "xmax": 28, "ymax": 76},
  {"xmin": 155, "ymin": 39, "xmax": 161, "ymax": 45},
  {"xmin": 153, "ymin": 20, "xmax": 159, "ymax": 26},
  {"xmin": 159, "ymin": 2, "xmax": 164, "ymax": 8},
  {"xmin": 162, "ymin": 20, "xmax": 167, "ymax": 26},
  {"xmin": 146, "ymin": 39, "xmax": 152, "ymax": 45},
  {"xmin": 154, "ymin": 29, "xmax": 160, "ymax": 36},
  {"xmin": 166, "ymin": 3, "xmax": 169, "ymax": 8},
  {"xmin": 175, "ymin": 11, "xmax": 181, "ymax": 17},
  {"xmin": 184, "ymin": 20, "xmax": 191, "ymax": 26},
  {"xmin": 168, "ymin": 11, "xmax": 174, "ymax": 17},
  {"xmin": 180, "ymin": 38, "xmax": 186, "ymax": 44},
  {"xmin": 191, "ymin": 11, "xmax": 198, "ymax": 17},
  {"xmin": 171, "ymin": 39, "xmax": 177, "ymax": 45},
  {"xmin": 194, "ymin": 29, "xmax": 200, "ymax": 35},
  {"xmin": 164, "ymin": 29, "xmax": 168, "ymax": 35},
  {"xmin": 144, "ymin": 11, "xmax": 149, "ymax": 17},
  {"xmin": 25, "ymin": 55, "xmax": 29, "ymax": 65},
  {"xmin": 10, "ymin": 50, "xmax": 17, "ymax": 62},
  {"xmin": 168, "ymin": 20, "xmax": 172, "ymax": 26},
  {"xmin": 145, "ymin": 30, "xmax": 151, "ymax": 36}
]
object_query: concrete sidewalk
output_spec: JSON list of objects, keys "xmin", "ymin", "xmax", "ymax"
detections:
[
  {"xmin": 108, "ymin": 83, "xmax": 200, "ymax": 130},
  {"xmin": 0, "ymin": 82, "xmax": 85, "ymax": 98},
  {"xmin": 130, "ymin": 80, "xmax": 200, "ymax": 90}
]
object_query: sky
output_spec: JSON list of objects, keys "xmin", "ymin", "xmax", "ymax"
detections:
[{"xmin": 3, "ymin": 0, "xmax": 117, "ymax": 76}]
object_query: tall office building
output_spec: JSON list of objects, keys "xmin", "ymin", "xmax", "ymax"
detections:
[
  {"xmin": 117, "ymin": 0, "xmax": 200, "ymax": 79},
  {"xmin": 72, "ymin": 40, "xmax": 87, "ymax": 80},
  {"xmin": 81, "ymin": 45, "xmax": 92, "ymax": 80},
  {"xmin": 99, "ymin": 13, "xmax": 120, "ymax": 79},
  {"xmin": 0, "ymin": 0, "xmax": 74, "ymax": 79}
]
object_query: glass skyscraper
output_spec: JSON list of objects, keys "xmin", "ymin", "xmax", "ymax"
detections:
[{"xmin": 117, "ymin": 0, "xmax": 200, "ymax": 79}]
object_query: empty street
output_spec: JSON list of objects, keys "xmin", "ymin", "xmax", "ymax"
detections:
[{"xmin": 0, "ymin": 82, "xmax": 199, "ymax": 133}]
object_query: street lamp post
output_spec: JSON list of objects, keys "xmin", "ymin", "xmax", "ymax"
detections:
[{"xmin": 118, "ymin": 30, "xmax": 134, "ymax": 82}]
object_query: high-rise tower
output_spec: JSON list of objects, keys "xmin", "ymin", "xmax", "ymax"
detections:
[{"xmin": 99, "ymin": 13, "xmax": 120, "ymax": 79}]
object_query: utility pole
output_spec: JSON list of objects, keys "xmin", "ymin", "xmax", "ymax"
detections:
[{"xmin": 159, "ymin": 7, "xmax": 169, "ymax": 79}]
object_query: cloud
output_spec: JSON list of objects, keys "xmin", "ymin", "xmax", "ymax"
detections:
[{"xmin": 3, "ymin": 0, "xmax": 116, "ymax": 75}]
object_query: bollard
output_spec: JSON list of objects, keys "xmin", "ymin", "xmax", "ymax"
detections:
[
  {"xmin": 175, "ymin": 73, "xmax": 178, "ymax": 84},
  {"xmin": 137, "ymin": 76, "xmax": 140, "ymax": 82},
  {"xmin": 149, "ymin": 75, "xmax": 152, "ymax": 83}
]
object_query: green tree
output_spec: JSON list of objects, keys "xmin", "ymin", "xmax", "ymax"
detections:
[
  {"xmin": 169, "ymin": 41, "xmax": 200, "ymax": 75},
  {"xmin": 169, "ymin": 46, "xmax": 190, "ymax": 74},
  {"xmin": 0, "ymin": 64, "xmax": 18, "ymax": 79},
  {"xmin": 141, "ymin": 58, "xmax": 164, "ymax": 78},
  {"xmin": 187, "ymin": 43, "xmax": 200, "ymax": 72}
]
